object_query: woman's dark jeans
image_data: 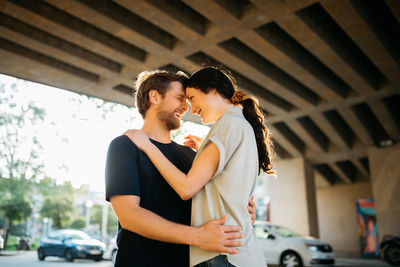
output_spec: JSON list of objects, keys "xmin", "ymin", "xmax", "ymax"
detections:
[{"xmin": 194, "ymin": 255, "xmax": 236, "ymax": 267}]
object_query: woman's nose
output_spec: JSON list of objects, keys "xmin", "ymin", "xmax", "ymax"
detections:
[{"xmin": 190, "ymin": 105, "xmax": 196, "ymax": 115}]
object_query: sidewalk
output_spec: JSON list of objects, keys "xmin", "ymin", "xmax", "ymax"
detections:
[
  {"xmin": 336, "ymin": 257, "xmax": 391, "ymax": 266},
  {"xmin": 267, "ymin": 257, "xmax": 389, "ymax": 267},
  {"xmin": 0, "ymin": 250, "xmax": 30, "ymax": 256}
]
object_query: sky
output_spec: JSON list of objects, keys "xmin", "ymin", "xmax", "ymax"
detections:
[{"xmin": 0, "ymin": 74, "xmax": 209, "ymax": 192}]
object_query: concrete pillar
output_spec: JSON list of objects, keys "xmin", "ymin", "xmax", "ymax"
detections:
[
  {"xmin": 368, "ymin": 143, "xmax": 400, "ymax": 238},
  {"xmin": 269, "ymin": 157, "xmax": 319, "ymax": 237},
  {"xmin": 316, "ymin": 182, "xmax": 372, "ymax": 257}
]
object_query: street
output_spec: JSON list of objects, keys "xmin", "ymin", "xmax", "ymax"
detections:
[
  {"xmin": 0, "ymin": 251, "xmax": 392, "ymax": 267},
  {"xmin": 269, "ymin": 257, "xmax": 391, "ymax": 267},
  {"xmin": 0, "ymin": 251, "xmax": 113, "ymax": 267}
]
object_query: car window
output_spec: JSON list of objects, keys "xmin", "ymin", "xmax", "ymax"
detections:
[
  {"xmin": 63, "ymin": 231, "xmax": 90, "ymax": 240},
  {"xmin": 47, "ymin": 233, "xmax": 55, "ymax": 239},
  {"xmin": 254, "ymin": 225, "xmax": 273, "ymax": 240},
  {"xmin": 269, "ymin": 225, "xmax": 300, "ymax": 237},
  {"xmin": 47, "ymin": 232, "xmax": 62, "ymax": 240}
]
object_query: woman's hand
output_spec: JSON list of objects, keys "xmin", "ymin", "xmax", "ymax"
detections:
[
  {"xmin": 183, "ymin": 135, "xmax": 203, "ymax": 151},
  {"xmin": 123, "ymin": 129, "xmax": 152, "ymax": 152},
  {"xmin": 248, "ymin": 195, "xmax": 257, "ymax": 225}
]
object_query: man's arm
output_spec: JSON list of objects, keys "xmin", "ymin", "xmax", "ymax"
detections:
[{"xmin": 110, "ymin": 195, "xmax": 242, "ymax": 254}]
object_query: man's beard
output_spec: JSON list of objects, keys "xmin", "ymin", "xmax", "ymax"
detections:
[{"xmin": 157, "ymin": 108, "xmax": 180, "ymax": 131}]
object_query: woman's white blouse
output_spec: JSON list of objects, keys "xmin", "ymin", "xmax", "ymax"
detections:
[{"xmin": 190, "ymin": 106, "xmax": 267, "ymax": 267}]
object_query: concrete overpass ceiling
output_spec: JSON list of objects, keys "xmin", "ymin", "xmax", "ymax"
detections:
[{"xmin": 0, "ymin": 0, "xmax": 399, "ymax": 186}]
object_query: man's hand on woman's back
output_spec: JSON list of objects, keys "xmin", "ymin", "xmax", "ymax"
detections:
[{"xmin": 191, "ymin": 215, "xmax": 242, "ymax": 254}]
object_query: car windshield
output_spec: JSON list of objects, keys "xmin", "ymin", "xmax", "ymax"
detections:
[
  {"xmin": 254, "ymin": 225, "xmax": 273, "ymax": 240},
  {"xmin": 269, "ymin": 225, "xmax": 300, "ymax": 237},
  {"xmin": 62, "ymin": 231, "xmax": 91, "ymax": 240}
]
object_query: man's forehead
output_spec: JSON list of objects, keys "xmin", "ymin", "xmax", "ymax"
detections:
[{"xmin": 167, "ymin": 81, "xmax": 186, "ymax": 96}]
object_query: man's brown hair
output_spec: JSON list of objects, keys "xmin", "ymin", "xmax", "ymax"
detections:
[{"xmin": 135, "ymin": 70, "xmax": 188, "ymax": 118}]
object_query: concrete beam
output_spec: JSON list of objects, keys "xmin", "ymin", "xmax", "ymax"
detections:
[
  {"xmin": 277, "ymin": 13, "xmax": 375, "ymax": 95},
  {"xmin": 321, "ymin": 0, "xmax": 400, "ymax": 88}
]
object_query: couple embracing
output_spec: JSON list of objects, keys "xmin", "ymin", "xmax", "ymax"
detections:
[{"xmin": 105, "ymin": 66, "xmax": 274, "ymax": 267}]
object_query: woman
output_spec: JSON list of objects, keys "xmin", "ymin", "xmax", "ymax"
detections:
[{"xmin": 124, "ymin": 67, "xmax": 274, "ymax": 267}]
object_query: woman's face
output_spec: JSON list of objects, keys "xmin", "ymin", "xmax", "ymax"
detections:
[{"xmin": 186, "ymin": 87, "xmax": 219, "ymax": 124}]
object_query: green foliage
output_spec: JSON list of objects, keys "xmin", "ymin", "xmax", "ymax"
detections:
[
  {"xmin": 0, "ymin": 177, "xmax": 32, "ymax": 198},
  {"xmin": 40, "ymin": 197, "xmax": 73, "ymax": 229},
  {"xmin": 69, "ymin": 217, "xmax": 86, "ymax": 229},
  {"xmin": 107, "ymin": 207, "xmax": 118, "ymax": 235},
  {"xmin": 31, "ymin": 237, "xmax": 40, "ymax": 250},
  {"xmin": 35, "ymin": 177, "xmax": 54, "ymax": 196},
  {"xmin": 0, "ymin": 216, "xmax": 5, "ymax": 229},
  {"xmin": 38, "ymin": 181, "xmax": 75, "ymax": 229},
  {"xmin": 69, "ymin": 94, "xmax": 120, "ymax": 121},
  {"xmin": 90, "ymin": 204, "xmax": 118, "ymax": 236},
  {"xmin": 0, "ymin": 81, "xmax": 45, "ymax": 248},
  {"xmin": 4, "ymin": 235, "xmax": 17, "ymax": 251},
  {"xmin": 0, "ymin": 79, "xmax": 122, "ymax": 247},
  {"xmin": 0, "ymin": 82, "xmax": 45, "ymax": 180},
  {"xmin": 90, "ymin": 204, "xmax": 102, "ymax": 225},
  {"xmin": 9, "ymin": 221, "xmax": 29, "ymax": 237},
  {"xmin": 0, "ymin": 177, "xmax": 33, "ymax": 248},
  {"xmin": 36, "ymin": 177, "xmax": 75, "ymax": 197},
  {"xmin": 0, "ymin": 196, "xmax": 32, "ymax": 223}
]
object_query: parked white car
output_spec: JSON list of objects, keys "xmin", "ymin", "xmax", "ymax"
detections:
[
  {"xmin": 103, "ymin": 236, "xmax": 117, "ymax": 264},
  {"xmin": 0, "ymin": 233, "xmax": 4, "ymax": 250},
  {"xmin": 254, "ymin": 221, "xmax": 335, "ymax": 267}
]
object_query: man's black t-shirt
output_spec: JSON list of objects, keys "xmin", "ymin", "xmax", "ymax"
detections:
[{"xmin": 105, "ymin": 135, "xmax": 195, "ymax": 267}]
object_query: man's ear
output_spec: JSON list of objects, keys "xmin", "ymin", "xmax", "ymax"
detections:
[{"xmin": 149, "ymin": 90, "xmax": 160, "ymax": 104}]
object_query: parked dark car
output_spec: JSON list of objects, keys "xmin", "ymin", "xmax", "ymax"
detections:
[
  {"xmin": 381, "ymin": 235, "xmax": 400, "ymax": 266},
  {"xmin": 37, "ymin": 229, "xmax": 105, "ymax": 262}
]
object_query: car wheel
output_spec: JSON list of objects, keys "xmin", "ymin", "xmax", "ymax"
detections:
[
  {"xmin": 385, "ymin": 245, "xmax": 400, "ymax": 266},
  {"xmin": 64, "ymin": 249, "xmax": 74, "ymax": 262},
  {"xmin": 111, "ymin": 249, "xmax": 118, "ymax": 264},
  {"xmin": 281, "ymin": 251, "xmax": 303, "ymax": 267},
  {"xmin": 38, "ymin": 248, "xmax": 46, "ymax": 261}
]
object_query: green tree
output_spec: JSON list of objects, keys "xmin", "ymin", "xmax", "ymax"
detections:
[
  {"xmin": 40, "ymin": 197, "xmax": 73, "ymax": 229},
  {"xmin": 0, "ymin": 81, "xmax": 45, "ymax": 248},
  {"xmin": 90, "ymin": 204, "xmax": 118, "ymax": 236},
  {"xmin": 38, "ymin": 180, "xmax": 75, "ymax": 229},
  {"xmin": 0, "ymin": 83, "xmax": 45, "ymax": 180},
  {"xmin": 0, "ymin": 195, "xmax": 32, "ymax": 249},
  {"xmin": 69, "ymin": 217, "xmax": 86, "ymax": 229}
]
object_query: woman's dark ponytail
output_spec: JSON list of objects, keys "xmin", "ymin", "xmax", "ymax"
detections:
[{"xmin": 241, "ymin": 97, "xmax": 274, "ymax": 174}]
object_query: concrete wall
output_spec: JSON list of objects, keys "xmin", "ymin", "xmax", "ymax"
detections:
[
  {"xmin": 369, "ymin": 144, "xmax": 400, "ymax": 238},
  {"xmin": 269, "ymin": 149, "xmax": 400, "ymax": 258},
  {"xmin": 269, "ymin": 157, "xmax": 318, "ymax": 237},
  {"xmin": 316, "ymin": 182, "xmax": 372, "ymax": 257}
]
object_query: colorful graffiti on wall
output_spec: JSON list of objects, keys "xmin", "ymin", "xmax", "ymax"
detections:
[{"xmin": 356, "ymin": 198, "xmax": 380, "ymax": 257}]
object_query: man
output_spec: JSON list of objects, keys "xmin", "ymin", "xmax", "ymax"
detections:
[{"xmin": 105, "ymin": 70, "xmax": 254, "ymax": 267}]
